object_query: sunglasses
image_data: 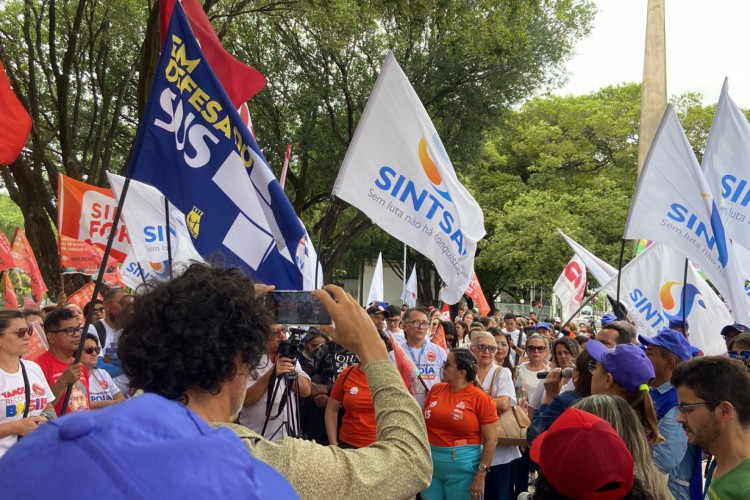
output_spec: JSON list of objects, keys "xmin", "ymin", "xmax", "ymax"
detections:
[
  {"xmin": 474, "ymin": 344, "xmax": 498, "ymax": 353},
  {"xmin": 728, "ymin": 351, "xmax": 750, "ymax": 361},
  {"xmin": 84, "ymin": 346, "xmax": 101, "ymax": 355},
  {"xmin": 526, "ymin": 345, "xmax": 546, "ymax": 353},
  {"xmin": 10, "ymin": 326, "xmax": 32, "ymax": 338},
  {"xmin": 93, "ymin": 307, "xmax": 105, "ymax": 314},
  {"xmin": 50, "ymin": 326, "xmax": 84, "ymax": 336},
  {"xmin": 587, "ymin": 360, "xmax": 599, "ymax": 374}
]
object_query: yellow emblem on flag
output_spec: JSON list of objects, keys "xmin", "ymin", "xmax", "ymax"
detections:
[{"xmin": 186, "ymin": 206, "xmax": 204, "ymax": 239}]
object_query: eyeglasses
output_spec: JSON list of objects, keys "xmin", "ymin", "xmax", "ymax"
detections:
[
  {"xmin": 93, "ymin": 307, "xmax": 105, "ymax": 314},
  {"xmin": 50, "ymin": 326, "xmax": 84, "ymax": 336},
  {"xmin": 473, "ymin": 344, "xmax": 498, "ymax": 353},
  {"xmin": 676, "ymin": 401, "xmax": 722, "ymax": 414},
  {"xmin": 406, "ymin": 320, "xmax": 430, "ymax": 329},
  {"xmin": 728, "ymin": 351, "xmax": 750, "ymax": 361},
  {"xmin": 526, "ymin": 345, "xmax": 546, "ymax": 353},
  {"xmin": 587, "ymin": 360, "xmax": 599, "ymax": 374},
  {"xmin": 84, "ymin": 346, "xmax": 101, "ymax": 355},
  {"xmin": 386, "ymin": 318, "xmax": 401, "ymax": 323},
  {"xmin": 9, "ymin": 326, "xmax": 32, "ymax": 338}
]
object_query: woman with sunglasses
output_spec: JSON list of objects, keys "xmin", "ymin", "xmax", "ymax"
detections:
[
  {"xmin": 80, "ymin": 334, "xmax": 125, "ymax": 409},
  {"xmin": 728, "ymin": 333, "xmax": 750, "ymax": 372},
  {"xmin": 0, "ymin": 309, "xmax": 55, "ymax": 458},
  {"xmin": 422, "ymin": 348, "xmax": 498, "ymax": 500},
  {"xmin": 470, "ymin": 332, "xmax": 519, "ymax": 499}
]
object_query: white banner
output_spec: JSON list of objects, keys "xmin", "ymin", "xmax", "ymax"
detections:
[
  {"xmin": 623, "ymin": 105, "xmax": 749, "ymax": 325},
  {"xmin": 553, "ymin": 255, "xmax": 587, "ymax": 321},
  {"xmin": 557, "ymin": 229, "xmax": 617, "ymax": 287},
  {"xmin": 333, "ymin": 52, "xmax": 485, "ymax": 304},
  {"xmin": 601, "ymin": 244, "xmax": 728, "ymax": 355},
  {"xmin": 703, "ymin": 79, "xmax": 750, "ymax": 258},
  {"xmin": 366, "ymin": 253, "xmax": 384, "ymax": 305},
  {"xmin": 107, "ymin": 173, "xmax": 203, "ymax": 266},
  {"xmin": 402, "ymin": 265, "xmax": 418, "ymax": 307}
]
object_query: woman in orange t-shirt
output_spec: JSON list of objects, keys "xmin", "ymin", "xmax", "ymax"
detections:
[
  {"xmin": 325, "ymin": 364, "xmax": 378, "ymax": 448},
  {"xmin": 422, "ymin": 349, "xmax": 498, "ymax": 500}
]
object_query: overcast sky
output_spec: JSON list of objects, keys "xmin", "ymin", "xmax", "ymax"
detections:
[{"xmin": 553, "ymin": 0, "xmax": 750, "ymax": 107}]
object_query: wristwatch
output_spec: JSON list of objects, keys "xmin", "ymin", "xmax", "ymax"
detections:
[{"xmin": 477, "ymin": 463, "xmax": 490, "ymax": 473}]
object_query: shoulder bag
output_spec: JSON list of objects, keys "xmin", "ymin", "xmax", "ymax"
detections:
[{"xmin": 486, "ymin": 366, "xmax": 531, "ymax": 447}]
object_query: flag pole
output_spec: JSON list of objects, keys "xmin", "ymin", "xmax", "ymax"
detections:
[
  {"xmin": 562, "ymin": 286, "xmax": 601, "ymax": 329},
  {"xmin": 313, "ymin": 195, "xmax": 336, "ymax": 288},
  {"xmin": 615, "ymin": 239, "xmax": 626, "ymax": 319},
  {"xmin": 402, "ymin": 243, "xmax": 407, "ymax": 291},
  {"xmin": 165, "ymin": 197, "xmax": 174, "ymax": 279},
  {"xmin": 681, "ymin": 258, "xmax": 689, "ymax": 329}
]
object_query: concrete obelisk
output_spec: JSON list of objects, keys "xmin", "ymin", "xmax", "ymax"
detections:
[{"xmin": 637, "ymin": 0, "xmax": 667, "ymax": 175}]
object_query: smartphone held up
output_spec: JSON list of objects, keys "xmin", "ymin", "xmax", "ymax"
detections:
[{"xmin": 271, "ymin": 290, "xmax": 332, "ymax": 325}]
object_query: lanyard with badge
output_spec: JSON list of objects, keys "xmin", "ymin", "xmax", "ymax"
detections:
[{"xmin": 407, "ymin": 344, "xmax": 429, "ymax": 394}]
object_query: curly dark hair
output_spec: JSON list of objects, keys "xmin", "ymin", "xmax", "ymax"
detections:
[{"xmin": 119, "ymin": 263, "xmax": 272, "ymax": 404}]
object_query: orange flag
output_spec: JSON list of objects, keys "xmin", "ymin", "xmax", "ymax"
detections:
[
  {"xmin": 431, "ymin": 323, "xmax": 449, "ymax": 354},
  {"xmin": 21, "ymin": 322, "xmax": 48, "ymax": 361},
  {"xmin": 389, "ymin": 333, "xmax": 419, "ymax": 395},
  {"xmin": 66, "ymin": 282, "xmax": 102, "ymax": 308},
  {"xmin": 57, "ymin": 173, "xmax": 130, "ymax": 262},
  {"xmin": 59, "ymin": 235, "xmax": 120, "ymax": 276},
  {"xmin": 465, "ymin": 273, "xmax": 491, "ymax": 316},
  {"xmin": 3, "ymin": 273, "xmax": 18, "ymax": 309},
  {"xmin": 10, "ymin": 227, "xmax": 47, "ymax": 301},
  {"xmin": 0, "ymin": 61, "xmax": 32, "ymax": 165},
  {"xmin": 0, "ymin": 230, "xmax": 14, "ymax": 271}
]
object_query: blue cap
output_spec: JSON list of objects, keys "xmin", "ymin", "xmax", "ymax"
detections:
[
  {"xmin": 601, "ymin": 313, "xmax": 618, "ymax": 325},
  {"xmin": 638, "ymin": 329, "xmax": 692, "ymax": 361},
  {"xmin": 535, "ymin": 322, "xmax": 552, "ymax": 332},
  {"xmin": 0, "ymin": 394, "xmax": 298, "ymax": 499},
  {"xmin": 586, "ymin": 340, "xmax": 655, "ymax": 392},
  {"xmin": 668, "ymin": 316, "xmax": 685, "ymax": 330}
]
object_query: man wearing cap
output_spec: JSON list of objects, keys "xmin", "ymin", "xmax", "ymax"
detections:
[
  {"xmin": 672, "ymin": 357, "xmax": 750, "ymax": 499},
  {"xmin": 533, "ymin": 322, "xmax": 553, "ymax": 340},
  {"xmin": 720, "ymin": 323, "xmax": 750, "ymax": 350},
  {"xmin": 640, "ymin": 329, "xmax": 700, "ymax": 500},
  {"xmin": 366, "ymin": 304, "xmax": 389, "ymax": 334},
  {"xmin": 400, "ymin": 307, "xmax": 447, "ymax": 407},
  {"xmin": 527, "ymin": 407, "xmax": 638, "ymax": 499}
]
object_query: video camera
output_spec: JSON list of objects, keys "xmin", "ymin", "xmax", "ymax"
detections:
[{"xmin": 278, "ymin": 328, "xmax": 304, "ymax": 361}]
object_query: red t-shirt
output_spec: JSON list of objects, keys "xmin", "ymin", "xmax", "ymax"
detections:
[
  {"xmin": 331, "ymin": 365, "xmax": 377, "ymax": 448},
  {"xmin": 35, "ymin": 351, "xmax": 90, "ymax": 415},
  {"xmin": 423, "ymin": 382, "xmax": 498, "ymax": 447}
]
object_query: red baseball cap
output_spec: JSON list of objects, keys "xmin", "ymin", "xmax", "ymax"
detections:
[{"xmin": 530, "ymin": 408, "xmax": 634, "ymax": 500}]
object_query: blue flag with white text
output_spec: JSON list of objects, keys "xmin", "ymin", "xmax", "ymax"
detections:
[{"xmin": 127, "ymin": 2, "xmax": 307, "ymax": 289}]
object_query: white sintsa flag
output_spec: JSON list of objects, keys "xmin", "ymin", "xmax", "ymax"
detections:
[
  {"xmin": 623, "ymin": 105, "xmax": 750, "ymax": 325},
  {"xmin": 600, "ymin": 244, "xmax": 728, "ymax": 356},
  {"xmin": 333, "ymin": 52, "xmax": 485, "ymax": 304},
  {"xmin": 553, "ymin": 255, "xmax": 587, "ymax": 322},
  {"xmin": 107, "ymin": 173, "xmax": 203, "ymax": 266},
  {"xmin": 366, "ymin": 253, "xmax": 384, "ymax": 305},
  {"xmin": 557, "ymin": 229, "xmax": 617, "ymax": 287},
  {"xmin": 703, "ymin": 79, "xmax": 750, "ymax": 259},
  {"xmin": 402, "ymin": 265, "xmax": 418, "ymax": 308}
]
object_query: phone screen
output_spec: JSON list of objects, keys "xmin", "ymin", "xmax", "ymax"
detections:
[{"xmin": 272, "ymin": 291, "xmax": 332, "ymax": 325}]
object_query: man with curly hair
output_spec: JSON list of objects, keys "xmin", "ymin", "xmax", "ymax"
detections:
[{"xmin": 121, "ymin": 263, "xmax": 431, "ymax": 499}]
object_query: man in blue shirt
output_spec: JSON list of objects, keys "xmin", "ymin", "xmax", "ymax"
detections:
[{"xmin": 640, "ymin": 328, "xmax": 700, "ymax": 500}]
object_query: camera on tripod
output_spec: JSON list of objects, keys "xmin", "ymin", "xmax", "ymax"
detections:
[{"xmin": 278, "ymin": 328, "xmax": 304, "ymax": 361}]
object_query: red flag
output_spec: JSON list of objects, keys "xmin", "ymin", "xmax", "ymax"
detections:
[
  {"xmin": 439, "ymin": 304, "xmax": 450, "ymax": 321},
  {"xmin": 0, "ymin": 231, "xmax": 15, "ymax": 271},
  {"xmin": 66, "ymin": 282, "xmax": 102, "ymax": 308},
  {"xmin": 465, "ymin": 273, "xmax": 490, "ymax": 316},
  {"xmin": 10, "ymin": 227, "xmax": 47, "ymax": 301},
  {"xmin": 3, "ymin": 273, "xmax": 18, "ymax": 309},
  {"xmin": 160, "ymin": 0, "xmax": 266, "ymax": 107},
  {"xmin": 389, "ymin": 333, "xmax": 419, "ymax": 394},
  {"xmin": 59, "ymin": 234, "xmax": 121, "ymax": 277},
  {"xmin": 22, "ymin": 296, "xmax": 40, "ymax": 309},
  {"xmin": 57, "ymin": 173, "xmax": 130, "ymax": 262},
  {"xmin": 0, "ymin": 61, "xmax": 32, "ymax": 165},
  {"xmin": 430, "ymin": 323, "xmax": 449, "ymax": 354}
]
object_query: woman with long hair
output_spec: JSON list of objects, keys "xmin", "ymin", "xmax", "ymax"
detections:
[
  {"xmin": 441, "ymin": 321, "xmax": 459, "ymax": 349},
  {"xmin": 491, "ymin": 331, "xmax": 513, "ymax": 370},
  {"xmin": 527, "ymin": 337, "xmax": 581, "ymax": 411},
  {"xmin": 422, "ymin": 348, "xmax": 498, "ymax": 500},
  {"xmin": 455, "ymin": 320, "xmax": 470, "ymax": 348},
  {"xmin": 573, "ymin": 394, "xmax": 671, "ymax": 500},
  {"xmin": 470, "ymin": 332, "xmax": 520, "ymax": 499},
  {"xmin": 0, "ymin": 309, "xmax": 55, "ymax": 458},
  {"xmin": 586, "ymin": 340, "xmax": 663, "ymax": 446}
]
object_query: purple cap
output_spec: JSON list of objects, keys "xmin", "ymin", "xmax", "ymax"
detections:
[
  {"xmin": 534, "ymin": 322, "xmax": 552, "ymax": 332},
  {"xmin": 638, "ymin": 329, "xmax": 692, "ymax": 361},
  {"xmin": 0, "ymin": 394, "xmax": 298, "ymax": 499},
  {"xmin": 586, "ymin": 340, "xmax": 655, "ymax": 392},
  {"xmin": 601, "ymin": 313, "xmax": 618, "ymax": 325},
  {"xmin": 668, "ymin": 316, "xmax": 685, "ymax": 330}
]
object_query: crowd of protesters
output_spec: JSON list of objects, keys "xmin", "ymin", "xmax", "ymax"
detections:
[{"xmin": 1, "ymin": 266, "xmax": 749, "ymax": 499}]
